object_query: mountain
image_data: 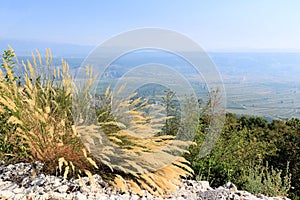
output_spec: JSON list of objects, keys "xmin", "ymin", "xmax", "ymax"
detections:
[{"xmin": 0, "ymin": 39, "xmax": 94, "ymax": 57}]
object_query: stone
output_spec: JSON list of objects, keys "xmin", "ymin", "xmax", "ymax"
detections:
[
  {"xmin": 0, "ymin": 161, "xmax": 293, "ymax": 200},
  {"xmin": 75, "ymin": 192, "xmax": 88, "ymax": 200},
  {"xmin": 52, "ymin": 177, "xmax": 62, "ymax": 188},
  {"xmin": 198, "ymin": 181, "xmax": 210, "ymax": 190},
  {"xmin": 109, "ymin": 194, "xmax": 121, "ymax": 200},
  {"xmin": 96, "ymin": 193, "xmax": 109, "ymax": 200},
  {"xmin": 14, "ymin": 193, "xmax": 27, "ymax": 200},
  {"xmin": 131, "ymin": 194, "xmax": 140, "ymax": 200},
  {"xmin": 0, "ymin": 190, "xmax": 15, "ymax": 199},
  {"xmin": 31, "ymin": 178, "xmax": 46, "ymax": 186},
  {"xmin": 27, "ymin": 192, "xmax": 36, "ymax": 199},
  {"xmin": 1, "ymin": 183, "xmax": 18, "ymax": 191},
  {"xmin": 57, "ymin": 184, "xmax": 69, "ymax": 193},
  {"xmin": 51, "ymin": 191, "xmax": 68, "ymax": 199},
  {"xmin": 223, "ymin": 181, "xmax": 238, "ymax": 193},
  {"xmin": 21, "ymin": 177, "xmax": 31, "ymax": 187},
  {"xmin": 42, "ymin": 193, "xmax": 50, "ymax": 200},
  {"xmin": 12, "ymin": 187, "xmax": 25, "ymax": 194}
]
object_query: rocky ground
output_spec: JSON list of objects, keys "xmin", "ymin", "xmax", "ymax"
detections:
[{"xmin": 0, "ymin": 161, "xmax": 291, "ymax": 200}]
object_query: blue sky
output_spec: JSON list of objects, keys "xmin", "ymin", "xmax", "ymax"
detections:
[{"xmin": 1, "ymin": 0, "xmax": 300, "ymax": 50}]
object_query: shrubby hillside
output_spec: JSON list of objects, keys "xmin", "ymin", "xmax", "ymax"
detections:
[{"xmin": 0, "ymin": 49, "xmax": 299, "ymax": 199}]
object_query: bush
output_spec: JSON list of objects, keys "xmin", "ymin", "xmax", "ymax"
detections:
[
  {"xmin": 242, "ymin": 161, "xmax": 291, "ymax": 197},
  {"xmin": 185, "ymin": 112, "xmax": 298, "ymax": 198},
  {"xmin": 186, "ymin": 113, "xmax": 277, "ymax": 186}
]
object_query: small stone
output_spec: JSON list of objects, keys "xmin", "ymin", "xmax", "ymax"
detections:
[
  {"xmin": 109, "ymin": 194, "xmax": 122, "ymax": 200},
  {"xmin": 51, "ymin": 191, "xmax": 68, "ymax": 199},
  {"xmin": 31, "ymin": 178, "xmax": 46, "ymax": 186},
  {"xmin": 57, "ymin": 185, "xmax": 69, "ymax": 193},
  {"xmin": 14, "ymin": 193, "xmax": 26, "ymax": 200},
  {"xmin": 74, "ymin": 192, "xmax": 87, "ymax": 200},
  {"xmin": 21, "ymin": 177, "xmax": 31, "ymax": 187},
  {"xmin": 27, "ymin": 192, "xmax": 36, "ymax": 199},
  {"xmin": 130, "ymin": 194, "xmax": 140, "ymax": 200},
  {"xmin": 96, "ymin": 193, "xmax": 109, "ymax": 200},
  {"xmin": 13, "ymin": 187, "xmax": 25, "ymax": 194},
  {"xmin": 0, "ymin": 190, "xmax": 15, "ymax": 199},
  {"xmin": 1, "ymin": 183, "xmax": 18, "ymax": 191},
  {"xmin": 34, "ymin": 193, "xmax": 49, "ymax": 200},
  {"xmin": 6, "ymin": 164, "xmax": 15, "ymax": 170},
  {"xmin": 224, "ymin": 182, "xmax": 238, "ymax": 193},
  {"xmin": 199, "ymin": 181, "xmax": 210, "ymax": 190},
  {"xmin": 52, "ymin": 177, "xmax": 62, "ymax": 187}
]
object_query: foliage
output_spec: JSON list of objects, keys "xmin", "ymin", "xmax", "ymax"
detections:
[
  {"xmin": 242, "ymin": 161, "xmax": 291, "ymax": 197},
  {"xmin": 186, "ymin": 113, "xmax": 275, "ymax": 185},
  {"xmin": 161, "ymin": 90, "xmax": 181, "ymax": 136},
  {"xmin": 185, "ymin": 111, "xmax": 299, "ymax": 198},
  {"xmin": 266, "ymin": 118, "xmax": 300, "ymax": 199},
  {"xmin": 1, "ymin": 48, "xmax": 299, "ymax": 198}
]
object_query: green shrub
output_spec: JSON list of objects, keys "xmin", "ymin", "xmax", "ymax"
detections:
[
  {"xmin": 186, "ymin": 113, "xmax": 277, "ymax": 187},
  {"xmin": 242, "ymin": 161, "xmax": 291, "ymax": 197}
]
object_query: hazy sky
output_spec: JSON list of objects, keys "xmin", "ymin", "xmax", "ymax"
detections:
[{"xmin": 1, "ymin": 0, "xmax": 300, "ymax": 50}]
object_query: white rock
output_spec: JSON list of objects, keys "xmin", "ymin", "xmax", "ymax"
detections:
[
  {"xmin": 31, "ymin": 177, "xmax": 46, "ymax": 186},
  {"xmin": 52, "ymin": 177, "xmax": 62, "ymax": 187},
  {"xmin": 38, "ymin": 193, "xmax": 50, "ymax": 200},
  {"xmin": 12, "ymin": 187, "xmax": 25, "ymax": 194},
  {"xmin": 224, "ymin": 182, "xmax": 238, "ymax": 193},
  {"xmin": 96, "ymin": 193, "xmax": 109, "ymax": 200},
  {"xmin": 198, "ymin": 181, "xmax": 210, "ymax": 190},
  {"xmin": 27, "ymin": 192, "xmax": 36, "ymax": 199},
  {"xmin": 51, "ymin": 191, "xmax": 67, "ymax": 199},
  {"xmin": 131, "ymin": 194, "xmax": 140, "ymax": 200},
  {"xmin": 109, "ymin": 194, "xmax": 121, "ymax": 200},
  {"xmin": 75, "ymin": 192, "xmax": 88, "ymax": 200},
  {"xmin": 14, "ymin": 193, "xmax": 26, "ymax": 200},
  {"xmin": 95, "ymin": 192, "xmax": 108, "ymax": 200},
  {"xmin": 0, "ymin": 181, "xmax": 12, "ymax": 190},
  {"xmin": 57, "ymin": 184, "xmax": 69, "ymax": 193},
  {"xmin": 1, "ymin": 183, "xmax": 18, "ymax": 191},
  {"xmin": 0, "ymin": 190, "xmax": 15, "ymax": 199}
]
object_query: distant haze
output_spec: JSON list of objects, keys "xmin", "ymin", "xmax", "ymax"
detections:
[{"xmin": 0, "ymin": 39, "xmax": 94, "ymax": 57}]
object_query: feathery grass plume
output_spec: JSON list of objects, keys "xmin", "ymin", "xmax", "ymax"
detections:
[
  {"xmin": 1, "ymin": 48, "xmax": 194, "ymax": 197},
  {"xmin": 0, "ymin": 48, "xmax": 99, "ymax": 177},
  {"xmin": 76, "ymin": 84, "xmax": 194, "ymax": 196}
]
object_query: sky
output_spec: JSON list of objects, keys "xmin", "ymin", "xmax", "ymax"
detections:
[{"xmin": 1, "ymin": 0, "xmax": 300, "ymax": 51}]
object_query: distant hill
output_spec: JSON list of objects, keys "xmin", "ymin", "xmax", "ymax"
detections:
[{"xmin": 0, "ymin": 39, "xmax": 94, "ymax": 57}]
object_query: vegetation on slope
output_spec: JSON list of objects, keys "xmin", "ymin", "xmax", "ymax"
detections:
[
  {"xmin": 0, "ymin": 48, "xmax": 193, "ymax": 197},
  {"xmin": 0, "ymin": 48, "xmax": 299, "ymax": 198}
]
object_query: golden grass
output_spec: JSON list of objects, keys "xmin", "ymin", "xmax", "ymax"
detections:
[
  {"xmin": 0, "ymin": 49, "xmax": 96, "ymax": 177},
  {"xmin": 76, "ymin": 85, "xmax": 194, "ymax": 196},
  {"xmin": 0, "ymin": 48, "xmax": 194, "ymax": 197}
]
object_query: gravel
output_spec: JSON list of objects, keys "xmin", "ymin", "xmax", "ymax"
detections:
[{"xmin": 0, "ymin": 161, "xmax": 291, "ymax": 200}]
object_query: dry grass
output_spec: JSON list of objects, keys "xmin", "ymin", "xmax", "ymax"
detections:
[
  {"xmin": 0, "ymin": 48, "xmax": 194, "ymax": 197},
  {"xmin": 0, "ymin": 49, "xmax": 96, "ymax": 176},
  {"xmin": 76, "ymin": 85, "xmax": 194, "ymax": 196}
]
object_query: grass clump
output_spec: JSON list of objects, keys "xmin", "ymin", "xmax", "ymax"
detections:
[
  {"xmin": 74, "ymin": 73, "xmax": 195, "ymax": 197},
  {"xmin": 0, "ymin": 48, "xmax": 100, "ymax": 177},
  {"xmin": 0, "ymin": 48, "xmax": 194, "ymax": 197}
]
